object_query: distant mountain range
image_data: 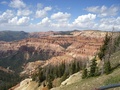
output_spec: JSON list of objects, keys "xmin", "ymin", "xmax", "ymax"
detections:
[
  {"xmin": 0, "ymin": 30, "xmax": 76, "ymax": 41},
  {"xmin": 0, "ymin": 30, "xmax": 107, "ymax": 42}
]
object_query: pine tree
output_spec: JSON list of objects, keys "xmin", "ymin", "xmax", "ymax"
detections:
[
  {"xmin": 47, "ymin": 79, "xmax": 52, "ymax": 89},
  {"xmin": 61, "ymin": 62, "xmax": 65, "ymax": 75},
  {"xmin": 47, "ymin": 74, "xmax": 53, "ymax": 89},
  {"xmin": 32, "ymin": 73, "xmax": 37, "ymax": 81},
  {"xmin": 70, "ymin": 61, "xmax": 76, "ymax": 75},
  {"xmin": 58, "ymin": 62, "xmax": 65, "ymax": 77},
  {"xmin": 89, "ymin": 58, "xmax": 97, "ymax": 77},
  {"xmin": 61, "ymin": 71, "xmax": 69, "ymax": 82},
  {"xmin": 75, "ymin": 61, "xmax": 80, "ymax": 73},
  {"xmin": 82, "ymin": 68, "xmax": 87, "ymax": 79},
  {"xmin": 98, "ymin": 33, "xmax": 110, "ymax": 60},
  {"xmin": 104, "ymin": 60, "xmax": 111, "ymax": 74},
  {"xmin": 53, "ymin": 65, "xmax": 59, "ymax": 78},
  {"xmin": 38, "ymin": 69, "xmax": 44, "ymax": 82},
  {"xmin": 95, "ymin": 66, "xmax": 100, "ymax": 76}
]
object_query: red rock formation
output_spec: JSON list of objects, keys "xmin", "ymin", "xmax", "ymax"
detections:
[
  {"xmin": 0, "ymin": 35, "xmax": 104, "ymax": 58},
  {"xmin": 0, "ymin": 30, "xmax": 106, "ymax": 74}
]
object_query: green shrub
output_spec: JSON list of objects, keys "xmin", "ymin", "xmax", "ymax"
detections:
[{"xmin": 82, "ymin": 68, "xmax": 87, "ymax": 79}]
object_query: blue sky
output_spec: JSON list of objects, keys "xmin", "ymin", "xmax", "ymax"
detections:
[{"xmin": 0, "ymin": 0, "xmax": 120, "ymax": 32}]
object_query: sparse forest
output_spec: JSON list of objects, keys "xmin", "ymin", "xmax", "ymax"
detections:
[
  {"xmin": 32, "ymin": 60, "xmax": 85, "ymax": 89},
  {"xmin": 0, "ymin": 71, "xmax": 22, "ymax": 90}
]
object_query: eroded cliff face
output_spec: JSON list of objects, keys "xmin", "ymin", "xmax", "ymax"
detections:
[
  {"xmin": 0, "ymin": 30, "xmax": 106, "ymax": 73},
  {"xmin": 0, "ymin": 38, "xmax": 65, "ymax": 72},
  {"xmin": 2, "ymin": 30, "xmax": 107, "ymax": 90}
]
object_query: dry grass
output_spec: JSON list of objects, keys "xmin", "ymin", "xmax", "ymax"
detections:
[
  {"xmin": 110, "ymin": 51, "xmax": 120, "ymax": 68},
  {"xmin": 51, "ymin": 51, "xmax": 120, "ymax": 90},
  {"xmin": 51, "ymin": 67, "xmax": 120, "ymax": 90}
]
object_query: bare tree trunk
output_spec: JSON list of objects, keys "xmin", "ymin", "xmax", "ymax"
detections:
[{"xmin": 107, "ymin": 27, "xmax": 115, "ymax": 62}]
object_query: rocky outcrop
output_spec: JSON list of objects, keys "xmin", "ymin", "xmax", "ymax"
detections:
[
  {"xmin": 71, "ymin": 30, "xmax": 106, "ymax": 38},
  {"xmin": 21, "ymin": 61, "xmax": 45, "ymax": 76},
  {"xmin": 9, "ymin": 78, "xmax": 42, "ymax": 90},
  {"xmin": 29, "ymin": 31, "xmax": 56, "ymax": 38},
  {"xmin": 60, "ymin": 72, "xmax": 82, "ymax": 86}
]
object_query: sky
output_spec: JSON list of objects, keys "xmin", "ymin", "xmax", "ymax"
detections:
[{"xmin": 0, "ymin": 0, "xmax": 120, "ymax": 32}]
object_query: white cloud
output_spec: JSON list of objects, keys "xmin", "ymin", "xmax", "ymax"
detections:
[
  {"xmin": 0, "ymin": 10, "xmax": 14, "ymax": 23},
  {"xmin": 71, "ymin": 14, "xmax": 120, "ymax": 31},
  {"xmin": 2, "ymin": 15, "xmax": 120, "ymax": 32},
  {"xmin": 8, "ymin": 17, "xmax": 18, "ymax": 24},
  {"xmin": 86, "ymin": 5, "xmax": 119, "ymax": 17},
  {"xmin": 100, "ymin": 17, "xmax": 120, "ymax": 25},
  {"xmin": 73, "ymin": 13, "xmax": 96, "ymax": 23},
  {"xmin": 67, "ymin": 13, "xmax": 97, "ymax": 30},
  {"xmin": 9, "ymin": 0, "xmax": 26, "ymax": 9},
  {"xmin": 9, "ymin": 16, "xmax": 30, "ymax": 26},
  {"xmin": 51, "ymin": 12, "xmax": 71, "ymax": 22},
  {"xmin": 35, "ymin": 6, "xmax": 52, "ymax": 18},
  {"xmin": 38, "ymin": 17, "xmax": 51, "ymax": 26},
  {"xmin": 17, "ymin": 17, "xmax": 30, "ymax": 25},
  {"xmin": 49, "ymin": 12, "xmax": 71, "ymax": 29},
  {"xmin": 73, "ymin": 13, "xmax": 96, "ymax": 26},
  {"xmin": 35, "ymin": 10, "xmax": 46, "ymax": 18},
  {"xmin": 99, "ymin": 17, "xmax": 120, "ymax": 30},
  {"xmin": 17, "ymin": 9, "xmax": 32, "ymax": 16},
  {"xmin": 44, "ymin": 7, "xmax": 52, "ymax": 11},
  {"xmin": 0, "ymin": 2, "xmax": 120, "ymax": 32},
  {"xmin": 44, "ymin": 13, "xmax": 94, "ymax": 30}
]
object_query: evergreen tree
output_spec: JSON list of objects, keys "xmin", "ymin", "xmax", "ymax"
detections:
[
  {"xmin": 53, "ymin": 65, "xmax": 59, "ymax": 78},
  {"xmin": 89, "ymin": 58, "xmax": 97, "ymax": 77},
  {"xmin": 104, "ymin": 33, "xmax": 110, "ymax": 45},
  {"xmin": 38, "ymin": 68, "xmax": 46, "ymax": 84},
  {"xmin": 61, "ymin": 62, "xmax": 65, "ymax": 75},
  {"xmin": 75, "ymin": 61, "xmax": 80, "ymax": 73},
  {"xmin": 47, "ymin": 79, "xmax": 52, "ymax": 89},
  {"xmin": 98, "ymin": 33, "xmax": 110, "ymax": 59},
  {"xmin": 61, "ymin": 71, "xmax": 69, "ymax": 82},
  {"xmin": 82, "ymin": 68, "xmax": 87, "ymax": 79},
  {"xmin": 32, "ymin": 73, "xmax": 37, "ymax": 81},
  {"xmin": 114, "ymin": 34, "xmax": 120, "ymax": 51},
  {"xmin": 95, "ymin": 66, "xmax": 100, "ymax": 76},
  {"xmin": 58, "ymin": 62, "xmax": 65, "ymax": 77},
  {"xmin": 104, "ymin": 60, "xmax": 111, "ymax": 74},
  {"xmin": 70, "ymin": 61, "xmax": 76, "ymax": 75},
  {"xmin": 47, "ymin": 74, "xmax": 53, "ymax": 89}
]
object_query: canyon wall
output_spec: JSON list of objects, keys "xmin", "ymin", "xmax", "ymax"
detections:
[{"xmin": 0, "ymin": 30, "xmax": 106, "ymax": 73}]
